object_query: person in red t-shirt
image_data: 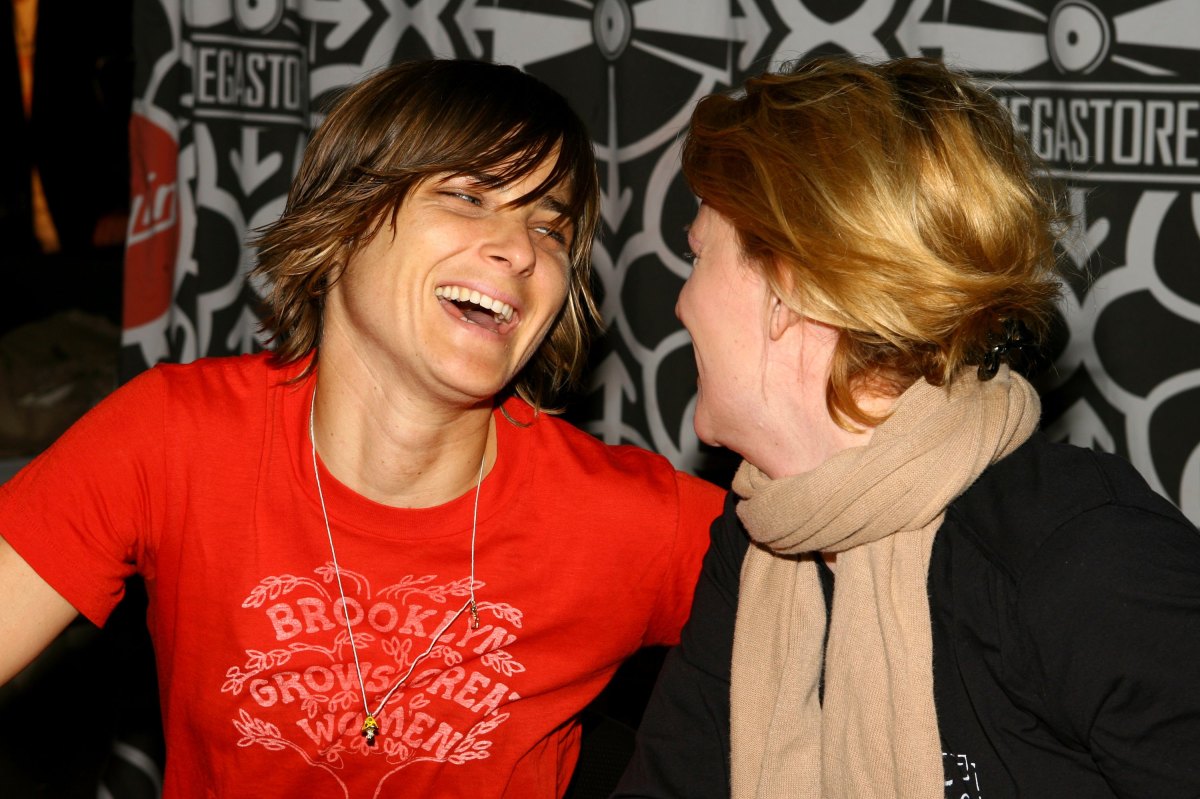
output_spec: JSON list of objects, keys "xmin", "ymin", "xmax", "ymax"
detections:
[{"xmin": 0, "ymin": 59, "xmax": 723, "ymax": 798}]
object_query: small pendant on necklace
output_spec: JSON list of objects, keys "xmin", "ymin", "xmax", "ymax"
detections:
[
  {"xmin": 469, "ymin": 600, "xmax": 480, "ymax": 630},
  {"xmin": 362, "ymin": 715, "xmax": 380, "ymax": 745}
]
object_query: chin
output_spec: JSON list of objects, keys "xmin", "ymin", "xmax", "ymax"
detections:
[{"xmin": 691, "ymin": 417, "xmax": 720, "ymax": 449}]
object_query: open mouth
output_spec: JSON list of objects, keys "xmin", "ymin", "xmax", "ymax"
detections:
[{"xmin": 435, "ymin": 285, "xmax": 516, "ymax": 333}]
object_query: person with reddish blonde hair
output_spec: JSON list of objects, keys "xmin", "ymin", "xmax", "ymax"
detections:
[
  {"xmin": 615, "ymin": 56, "xmax": 1200, "ymax": 799},
  {"xmin": 682, "ymin": 55, "xmax": 1064, "ymax": 430}
]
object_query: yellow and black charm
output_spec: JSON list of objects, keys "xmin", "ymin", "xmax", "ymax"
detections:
[{"xmin": 362, "ymin": 714, "xmax": 380, "ymax": 745}]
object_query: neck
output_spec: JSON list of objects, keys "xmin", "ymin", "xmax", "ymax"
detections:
[
  {"xmin": 746, "ymin": 393, "xmax": 886, "ymax": 480},
  {"xmin": 310, "ymin": 357, "xmax": 496, "ymax": 508},
  {"xmin": 753, "ymin": 421, "xmax": 874, "ymax": 480},
  {"xmin": 753, "ymin": 357, "xmax": 899, "ymax": 479}
]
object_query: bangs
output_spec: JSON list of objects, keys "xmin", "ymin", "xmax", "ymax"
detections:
[
  {"xmin": 330, "ymin": 60, "xmax": 599, "ymax": 263},
  {"xmin": 457, "ymin": 138, "xmax": 573, "ymax": 208},
  {"xmin": 444, "ymin": 127, "xmax": 595, "ymax": 251},
  {"xmin": 253, "ymin": 58, "xmax": 602, "ymax": 405}
]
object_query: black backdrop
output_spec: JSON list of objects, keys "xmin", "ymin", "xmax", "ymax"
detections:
[
  {"xmin": 1, "ymin": 2, "xmax": 1196, "ymax": 796},
  {"xmin": 121, "ymin": 0, "xmax": 1200, "ymax": 518}
]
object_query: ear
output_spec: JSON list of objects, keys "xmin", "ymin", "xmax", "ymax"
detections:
[{"xmin": 767, "ymin": 293, "xmax": 803, "ymax": 342}]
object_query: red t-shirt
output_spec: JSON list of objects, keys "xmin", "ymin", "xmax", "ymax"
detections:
[{"xmin": 0, "ymin": 353, "xmax": 723, "ymax": 798}]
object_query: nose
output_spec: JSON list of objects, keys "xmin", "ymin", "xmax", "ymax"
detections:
[{"xmin": 483, "ymin": 216, "xmax": 538, "ymax": 275}]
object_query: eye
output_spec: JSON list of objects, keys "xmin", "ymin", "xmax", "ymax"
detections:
[
  {"xmin": 534, "ymin": 224, "xmax": 569, "ymax": 246},
  {"xmin": 444, "ymin": 191, "xmax": 483, "ymax": 206}
]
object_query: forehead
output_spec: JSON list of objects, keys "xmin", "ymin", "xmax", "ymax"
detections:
[
  {"xmin": 463, "ymin": 154, "xmax": 576, "ymax": 213},
  {"xmin": 691, "ymin": 204, "xmax": 735, "ymax": 241}
]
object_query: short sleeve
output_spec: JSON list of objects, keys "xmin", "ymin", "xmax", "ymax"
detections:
[
  {"xmin": 640, "ymin": 470, "xmax": 725, "ymax": 647},
  {"xmin": 0, "ymin": 367, "xmax": 168, "ymax": 625}
]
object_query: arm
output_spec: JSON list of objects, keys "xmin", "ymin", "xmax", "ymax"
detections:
[
  {"xmin": 1022, "ymin": 505, "xmax": 1200, "ymax": 797},
  {"xmin": 0, "ymin": 368, "xmax": 167, "ymax": 671},
  {"xmin": 0, "ymin": 534, "xmax": 79, "ymax": 684},
  {"xmin": 613, "ymin": 492, "xmax": 747, "ymax": 799},
  {"xmin": 640, "ymin": 470, "xmax": 726, "ymax": 648}
]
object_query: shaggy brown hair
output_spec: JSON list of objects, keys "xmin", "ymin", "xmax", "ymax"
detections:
[
  {"xmin": 683, "ymin": 56, "xmax": 1068, "ymax": 428},
  {"xmin": 253, "ymin": 59, "xmax": 601, "ymax": 411}
]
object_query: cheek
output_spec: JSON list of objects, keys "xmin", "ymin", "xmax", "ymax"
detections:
[
  {"xmin": 527, "ymin": 270, "xmax": 572, "ymax": 343},
  {"xmin": 554, "ymin": 269, "xmax": 572, "ymax": 307},
  {"xmin": 541, "ymin": 253, "xmax": 572, "ymax": 297},
  {"xmin": 542, "ymin": 274, "xmax": 571, "ymax": 331}
]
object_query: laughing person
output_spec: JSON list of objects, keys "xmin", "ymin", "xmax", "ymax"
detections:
[
  {"xmin": 614, "ymin": 56, "xmax": 1200, "ymax": 798},
  {"xmin": 0, "ymin": 59, "xmax": 723, "ymax": 797}
]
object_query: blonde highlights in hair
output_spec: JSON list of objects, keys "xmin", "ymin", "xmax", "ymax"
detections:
[{"xmin": 252, "ymin": 59, "xmax": 601, "ymax": 411}]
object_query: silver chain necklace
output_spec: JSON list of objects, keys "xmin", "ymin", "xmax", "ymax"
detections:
[{"xmin": 308, "ymin": 394, "xmax": 484, "ymax": 745}]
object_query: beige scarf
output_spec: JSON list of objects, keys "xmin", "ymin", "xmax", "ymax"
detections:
[{"xmin": 729, "ymin": 366, "xmax": 1040, "ymax": 798}]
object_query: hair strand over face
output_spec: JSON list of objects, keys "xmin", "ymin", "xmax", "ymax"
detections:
[{"xmin": 251, "ymin": 59, "xmax": 602, "ymax": 412}]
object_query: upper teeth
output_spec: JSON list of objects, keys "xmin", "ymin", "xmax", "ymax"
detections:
[{"xmin": 435, "ymin": 286, "xmax": 515, "ymax": 323}]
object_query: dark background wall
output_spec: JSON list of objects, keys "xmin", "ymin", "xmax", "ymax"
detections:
[
  {"xmin": 1, "ymin": 0, "xmax": 1197, "ymax": 796},
  {"xmin": 121, "ymin": 0, "xmax": 1200, "ymax": 521}
]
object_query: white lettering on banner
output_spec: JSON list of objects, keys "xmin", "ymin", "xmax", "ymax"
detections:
[
  {"xmin": 996, "ymin": 85, "xmax": 1200, "ymax": 181},
  {"xmin": 195, "ymin": 47, "xmax": 304, "ymax": 110},
  {"xmin": 223, "ymin": 568, "xmax": 527, "ymax": 786},
  {"xmin": 127, "ymin": 171, "xmax": 177, "ymax": 245},
  {"xmin": 190, "ymin": 33, "xmax": 307, "ymax": 125}
]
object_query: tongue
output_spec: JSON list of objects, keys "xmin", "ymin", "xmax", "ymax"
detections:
[{"xmin": 462, "ymin": 306, "xmax": 500, "ymax": 332}]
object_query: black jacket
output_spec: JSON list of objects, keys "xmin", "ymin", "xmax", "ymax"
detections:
[{"xmin": 614, "ymin": 434, "xmax": 1200, "ymax": 798}]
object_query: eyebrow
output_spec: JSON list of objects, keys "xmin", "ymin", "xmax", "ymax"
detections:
[
  {"xmin": 461, "ymin": 171, "xmax": 573, "ymax": 220},
  {"xmin": 538, "ymin": 195, "xmax": 572, "ymax": 219}
]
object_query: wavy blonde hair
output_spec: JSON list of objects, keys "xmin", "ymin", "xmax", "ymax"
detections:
[
  {"xmin": 253, "ymin": 59, "xmax": 601, "ymax": 411},
  {"xmin": 683, "ymin": 56, "xmax": 1067, "ymax": 428}
]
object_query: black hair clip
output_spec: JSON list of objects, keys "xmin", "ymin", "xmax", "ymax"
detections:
[{"xmin": 977, "ymin": 318, "xmax": 1036, "ymax": 381}]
